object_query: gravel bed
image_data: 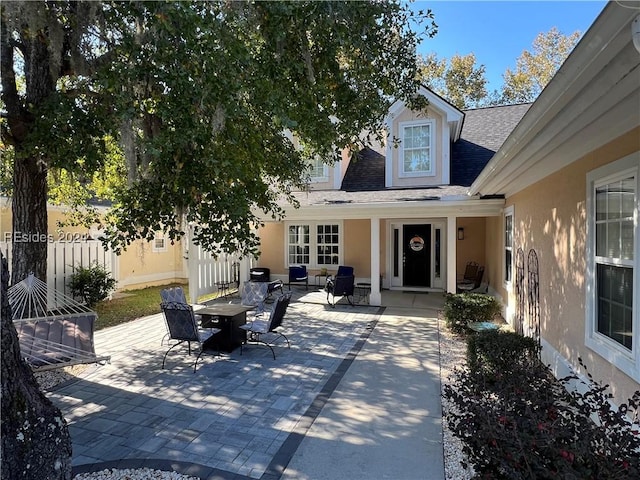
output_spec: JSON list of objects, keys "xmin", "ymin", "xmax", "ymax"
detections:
[
  {"xmin": 73, "ymin": 468, "xmax": 198, "ymax": 480},
  {"xmin": 439, "ymin": 315, "xmax": 476, "ymax": 480},
  {"xmin": 35, "ymin": 316, "xmax": 475, "ymax": 480},
  {"xmin": 33, "ymin": 364, "xmax": 89, "ymax": 391}
]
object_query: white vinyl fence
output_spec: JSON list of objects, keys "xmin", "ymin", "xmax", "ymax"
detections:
[
  {"xmin": 187, "ymin": 241, "xmax": 244, "ymax": 304},
  {"xmin": 0, "ymin": 240, "xmax": 114, "ymax": 299}
]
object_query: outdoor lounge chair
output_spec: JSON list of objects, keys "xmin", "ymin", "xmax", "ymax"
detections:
[
  {"xmin": 239, "ymin": 292, "xmax": 291, "ymax": 359},
  {"xmin": 325, "ymin": 274, "xmax": 355, "ymax": 307},
  {"xmin": 456, "ymin": 262, "xmax": 479, "ymax": 292},
  {"xmin": 287, "ymin": 265, "xmax": 308, "ymax": 290},
  {"xmin": 457, "ymin": 265, "xmax": 485, "ymax": 293},
  {"xmin": 160, "ymin": 301, "xmax": 221, "ymax": 372},
  {"xmin": 336, "ymin": 265, "xmax": 354, "ymax": 277}
]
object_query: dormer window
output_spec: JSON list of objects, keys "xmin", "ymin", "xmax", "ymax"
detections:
[
  {"xmin": 400, "ymin": 120, "xmax": 435, "ymax": 177},
  {"xmin": 309, "ymin": 156, "xmax": 329, "ymax": 182}
]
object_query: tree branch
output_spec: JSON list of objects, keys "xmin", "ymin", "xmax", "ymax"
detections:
[{"xmin": 0, "ymin": 13, "xmax": 31, "ymax": 143}]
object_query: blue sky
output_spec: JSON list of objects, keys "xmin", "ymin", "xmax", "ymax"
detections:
[{"xmin": 412, "ymin": 1, "xmax": 608, "ymax": 92}]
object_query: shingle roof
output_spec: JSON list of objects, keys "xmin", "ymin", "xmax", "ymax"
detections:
[
  {"xmin": 339, "ymin": 103, "xmax": 532, "ymax": 192},
  {"xmin": 451, "ymin": 103, "xmax": 531, "ymax": 186},
  {"xmin": 290, "ymin": 184, "xmax": 470, "ymax": 208},
  {"xmin": 341, "ymin": 147, "xmax": 385, "ymax": 191}
]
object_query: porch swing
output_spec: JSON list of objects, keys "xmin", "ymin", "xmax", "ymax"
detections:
[{"xmin": 9, "ymin": 274, "xmax": 110, "ymax": 371}]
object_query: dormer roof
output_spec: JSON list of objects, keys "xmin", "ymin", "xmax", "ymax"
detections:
[
  {"xmin": 341, "ymin": 102, "xmax": 531, "ymax": 191},
  {"xmin": 386, "ymin": 85, "xmax": 465, "ymax": 142}
]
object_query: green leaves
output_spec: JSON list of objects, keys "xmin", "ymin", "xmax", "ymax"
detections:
[
  {"xmin": 4, "ymin": 1, "xmax": 431, "ymax": 258},
  {"xmin": 93, "ymin": 1, "xmax": 430, "ymax": 255},
  {"xmin": 501, "ymin": 27, "xmax": 581, "ymax": 104}
]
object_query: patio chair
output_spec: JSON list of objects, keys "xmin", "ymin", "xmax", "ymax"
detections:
[
  {"xmin": 266, "ymin": 279, "xmax": 284, "ymax": 302},
  {"xmin": 241, "ymin": 281, "xmax": 269, "ymax": 316},
  {"xmin": 457, "ymin": 265, "xmax": 485, "ymax": 293},
  {"xmin": 160, "ymin": 286, "xmax": 201, "ymax": 345},
  {"xmin": 336, "ymin": 265, "xmax": 354, "ymax": 277},
  {"xmin": 287, "ymin": 265, "xmax": 308, "ymax": 291},
  {"xmin": 456, "ymin": 262, "xmax": 479, "ymax": 292},
  {"xmin": 248, "ymin": 267, "xmax": 283, "ymax": 302},
  {"xmin": 239, "ymin": 292, "xmax": 292, "ymax": 359},
  {"xmin": 160, "ymin": 286, "xmax": 188, "ymax": 304},
  {"xmin": 326, "ymin": 274, "xmax": 355, "ymax": 307},
  {"xmin": 160, "ymin": 301, "xmax": 221, "ymax": 372}
]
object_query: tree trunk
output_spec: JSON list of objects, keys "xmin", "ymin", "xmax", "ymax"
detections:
[
  {"xmin": 1, "ymin": 2, "xmax": 52, "ymax": 286},
  {"xmin": 1, "ymin": 253, "xmax": 72, "ymax": 480},
  {"xmin": 11, "ymin": 152, "xmax": 49, "ymax": 286}
]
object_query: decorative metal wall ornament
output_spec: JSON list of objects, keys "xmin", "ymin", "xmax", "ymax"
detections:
[
  {"xmin": 409, "ymin": 235, "xmax": 425, "ymax": 252},
  {"xmin": 515, "ymin": 248, "xmax": 525, "ymax": 336},
  {"xmin": 527, "ymin": 249, "xmax": 541, "ymax": 352}
]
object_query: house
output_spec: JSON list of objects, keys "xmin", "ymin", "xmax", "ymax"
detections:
[
  {"xmin": 252, "ymin": 2, "xmax": 639, "ymax": 406},
  {"xmin": 254, "ymin": 91, "xmax": 530, "ymax": 302},
  {"xmin": 469, "ymin": 3, "xmax": 640, "ymax": 406},
  {"xmin": 0, "ymin": 198, "xmax": 189, "ymax": 293}
]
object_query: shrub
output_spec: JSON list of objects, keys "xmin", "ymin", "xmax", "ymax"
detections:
[
  {"xmin": 467, "ymin": 329, "xmax": 540, "ymax": 380},
  {"xmin": 68, "ymin": 262, "xmax": 116, "ymax": 307},
  {"xmin": 443, "ymin": 293, "xmax": 501, "ymax": 334},
  {"xmin": 444, "ymin": 355, "xmax": 640, "ymax": 479}
]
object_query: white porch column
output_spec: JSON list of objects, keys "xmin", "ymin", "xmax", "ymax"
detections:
[
  {"xmin": 370, "ymin": 217, "xmax": 382, "ymax": 306},
  {"xmin": 447, "ymin": 215, "xmax": 457, "ymax": 293}
]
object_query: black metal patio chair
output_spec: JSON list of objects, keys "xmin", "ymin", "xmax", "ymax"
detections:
[
  {"xmin": 239, "ymin": 292, "xmax": 292, "ymax": 359},
  {"xmin": 161, "ymin": 301, "xmax": 221, "ymax": 372}
]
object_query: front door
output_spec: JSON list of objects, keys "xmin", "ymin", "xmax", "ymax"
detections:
[{"xmin": 403, "ymin": 225, "xmax": 431, "ymax": 287}]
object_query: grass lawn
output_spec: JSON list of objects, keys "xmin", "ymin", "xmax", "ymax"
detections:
[{"xmin": 93, "ymin": 283, "xmax": 236, "ymax": 330}]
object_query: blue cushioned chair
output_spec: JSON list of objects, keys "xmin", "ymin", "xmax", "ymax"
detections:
[{"xmin": 287, "ymin": 265, "xmax": 308, "ymax": 291}]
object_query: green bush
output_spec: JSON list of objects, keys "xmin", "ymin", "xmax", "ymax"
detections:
[
  {"xmin": 443, "ymin": 293, "xmax": 501, "ymax": 334},
  {"xmin": 68, "ymin": 262, "xmax": 116, "ymax": 307},
  {"xmin": 467, "ymin": 329, "xmax": 540, "ymax": 380},
  {"xmin": 443, "ymin": 355, "xmax": 640, "ymax": 479}
]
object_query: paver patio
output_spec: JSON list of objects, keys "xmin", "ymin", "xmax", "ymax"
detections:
[{"xmin": 48, "ymin": 289, "xmax": 444, "ymax": 480}]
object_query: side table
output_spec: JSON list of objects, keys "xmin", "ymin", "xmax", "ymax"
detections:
[
  {"xmin": 355, "ymin": 282, "xmax": 371, "ymax": 304},
  {"xmin": 215, "ymin": 281, "xmax": 231, "ymax": 298},
  {"xmin": 315, "ymin": 273, "xmax": 330, "ymax": 286}
]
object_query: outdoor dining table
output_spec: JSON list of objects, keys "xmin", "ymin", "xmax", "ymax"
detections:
[{"xmin": 196, "ymin": 304, "xmax": 254, "ymax": 353}]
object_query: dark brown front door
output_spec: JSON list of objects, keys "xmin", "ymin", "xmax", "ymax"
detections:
[{"xmin": 403, "ymin": 224, "xmax": 431, "ymax": 287}]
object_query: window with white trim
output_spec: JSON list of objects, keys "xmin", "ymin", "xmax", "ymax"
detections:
[
  {"xmin": 309, "ymin": 156, "xmax": 329, "ymax": 182},
  {"xmin": 286, "ymin": 222, "xmax": 341, "ymax": 268},
  {"xmin": 287, "ymin": 224, "xmax": 310, "ymax": 265},
  {"xmin": 504, "ymin": 206, "xmax": 514, "ymax": 285},
  {"xmin": 152, "ymin": 231, "xmax": 167, "ymax": 252},
  {"xmin": 586, "ymin": 154, "xmax": 638, "ymax": 380},
  {"xmin": 400, "ymin": 120, "xmax": 434, "ymax": 177},
  {"xmin": 316, "ymin": 224, "xmax": 339, "ymax": 266}
]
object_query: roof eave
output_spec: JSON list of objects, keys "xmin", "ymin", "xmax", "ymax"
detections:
[
  {"xmin": 469, "ymin": 2, "xmax": 639, "ymax": 197},
  {"xmin": 258, "ymin": 197, "xmax": 505, "ymax": 221}
]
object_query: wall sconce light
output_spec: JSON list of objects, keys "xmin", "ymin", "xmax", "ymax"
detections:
[{"xmin": 457, "ymin": 227, "xmax": 464, "ymax": 240}]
